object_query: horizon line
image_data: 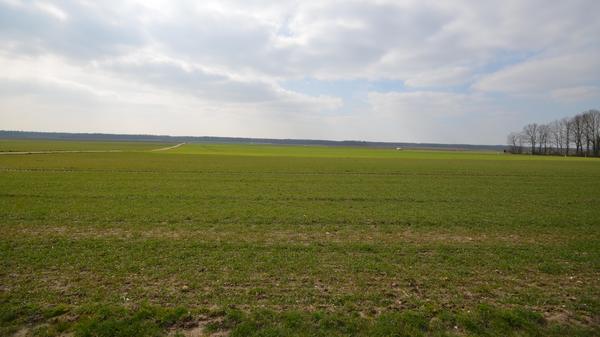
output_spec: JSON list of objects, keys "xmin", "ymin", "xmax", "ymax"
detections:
[{"xmin": 0, "ymin": 130, "xmax": 506, "ymax": 149}]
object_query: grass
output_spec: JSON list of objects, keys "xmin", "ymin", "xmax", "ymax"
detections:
[
  {"xmin": 170, "ymin": 143, "xmax": 598, "ymax": 161},
  {"xmin": 0, "ymin": 139, "xmax": 170, "ymax": 152},
  {"xmin": 0, "ymin": 140, "xmax": 599, "ymax": 336}
]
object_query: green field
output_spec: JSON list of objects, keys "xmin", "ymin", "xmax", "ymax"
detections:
[
  {"xmin": 1, "ymin": 140, "xmax": 599, "ymax": 336},
  {"xmin": 0, "ymin": 139, "xmax": 171, "ymax": 153}
]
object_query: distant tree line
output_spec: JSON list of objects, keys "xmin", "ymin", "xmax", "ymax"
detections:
[{"xmin": 507, "ymin": 109, "xmax": 600, "ymax": 157}]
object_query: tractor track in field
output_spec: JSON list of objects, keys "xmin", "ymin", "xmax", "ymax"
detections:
[{"xmin": 150, "ymin": 142, "xmax": 186, "ymax": 152}]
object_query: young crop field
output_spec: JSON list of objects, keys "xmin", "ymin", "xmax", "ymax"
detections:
[
  {"xmin": 0, "ymin": 139, "xmax": 171, "ymax": 153},
  {"xmin": 1, "ymin": 140, "xmax": 599, "ymax": 336}
]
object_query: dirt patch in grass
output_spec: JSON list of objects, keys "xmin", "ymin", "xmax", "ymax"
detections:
[
  {"xmin": 3, "ymin": 225, "xmax": 577, "ymax": 246},
  {"xmin": 168, "ymin": 314, "xmax": 229, "ymax": 337}
]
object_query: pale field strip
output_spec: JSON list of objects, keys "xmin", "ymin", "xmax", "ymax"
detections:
[{"xmin": 150, "ymin": 142, "xmax": 186, "ymax": 152}]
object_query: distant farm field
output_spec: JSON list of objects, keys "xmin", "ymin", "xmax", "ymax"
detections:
[
  {"xmin": 0, "ymin": 139, "xmax": 170, "ymax": 153},
  {"xmin": 1, "ymin": 140, "xmax": 599, "ymax": 336}
]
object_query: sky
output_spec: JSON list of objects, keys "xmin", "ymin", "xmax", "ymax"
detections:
[{"xmin": 0, "ymin": 0, "xmax": 599, "ymax": 144}]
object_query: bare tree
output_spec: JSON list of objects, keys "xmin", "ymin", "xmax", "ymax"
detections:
[
  {"xmin": 550, "ymin": 120, "xmax": 564, "ymax": 155},
  {"xmin": 523, "ymin": 123, "xmax": 538, "ymax": 154},
  {"xmin": 582, "ymin": 111, "xmax": 595, "ymax": 156},
  {"xmin": 560, "ymin": 117, "xmax": 572, "ymax": 156},
  {"xmin": 572, "ymin": 114, "xmax": 585, "ymax": 156},
  {"xmin": 507, "ymin": 132, "xmax": 524, "ymax": 154},
  {"xmin": 587, "ymin": 109, "xmax": 600, "ymax": 156},
  {"xmin": 537, "ymin": 124, "xmax": 550, "ymax": 154},
  {"xmin": 507, "ymin": 109, "xmax": 599, "ymax": 157}
]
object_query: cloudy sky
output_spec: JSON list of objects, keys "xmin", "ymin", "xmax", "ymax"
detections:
[{"xmin": 1, "ymin": 0, "xmax": 599, "ymax": 144}]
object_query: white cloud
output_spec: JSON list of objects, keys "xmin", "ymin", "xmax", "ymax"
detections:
[
  {"xmin": 405, "ymin": 67, "xmax": 473, "ymax": 88},
  {"xmin": 368, "ymin": 91, "xmax": 483, "ymax": 117},
  {"xmin": 0, "ymin": 52, "xmax": 342, "ymax": 137},
  {"xmin": 364, "ymin": 90, "xmax": 523, "ymax": 144},
  {"xmin": 550, "ymin": 86, "xmax": 600, "ymax": 102},
  {"xmin": 0, "ymin": 0, "xmax": 598, "ymax": 143},
  {"xmin": 34, "ymin": 1, "xmax": 68, "ymax": 21},
  {"xmin": 474, "ymin": 53, "xmax": 600, "ymax": 95}
]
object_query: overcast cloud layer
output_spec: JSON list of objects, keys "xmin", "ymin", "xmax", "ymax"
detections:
[{"xmin": 1, "ymin": 0, "xmax": 599, "ymax": 144}]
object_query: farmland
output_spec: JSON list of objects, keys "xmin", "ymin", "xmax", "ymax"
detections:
[{"xmin": 1, "ymin": 140, "xmax": 599, "ymax": 336}]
